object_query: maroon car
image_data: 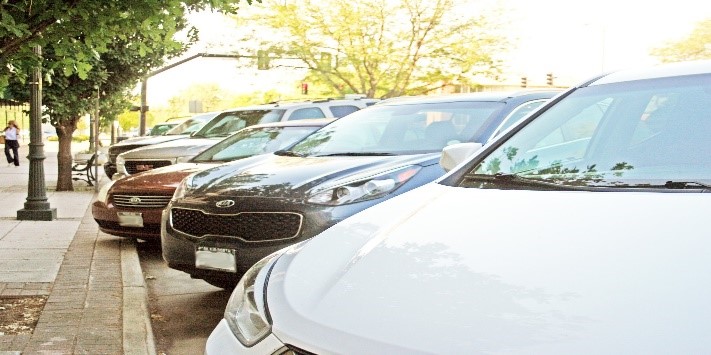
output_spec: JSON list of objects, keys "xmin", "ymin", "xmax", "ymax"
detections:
[{"xmin": 92, "ymin": 119, "xmax": 330, "ymax": 240}]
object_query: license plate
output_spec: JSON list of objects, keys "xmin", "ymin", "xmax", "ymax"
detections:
[
  {"xmin": 117, "ymin": 212, "xmax": 143, "ymax": 227},
  {"xmin": 195, "ymin": 246, "xmax": 237, "ymax": 273}
]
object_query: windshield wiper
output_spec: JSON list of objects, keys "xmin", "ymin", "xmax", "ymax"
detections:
[
  {"xmin": 315, "ymin": 152, "xmax": 396, "ymax": 157},
  {"xmin": 663, "ymin": 180, "xmax": 711, "ymax": 190},
  {"xmin": 463, "ymin": 173, "xmax": 584, "ymax": 191},
  {"xmin": 274, "ymin": 150, "xmax": 305, "ymax": 157}
]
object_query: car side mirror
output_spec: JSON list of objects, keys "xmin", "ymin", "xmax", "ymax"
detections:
[{"xmin": 440, "ymin": 142, "xmax": 482, "ymax": 172}]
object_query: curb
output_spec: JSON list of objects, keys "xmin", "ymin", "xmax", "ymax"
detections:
[{"xmin": 121, "ymin": 238, "xmax": 157, "ymax": 355}]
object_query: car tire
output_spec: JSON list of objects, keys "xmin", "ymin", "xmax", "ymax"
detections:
[{"xmin": 201, "ymin": 276, "xmax": 239, "ymax": 290}]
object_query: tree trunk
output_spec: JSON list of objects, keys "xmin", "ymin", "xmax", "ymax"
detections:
[{"xmin": 55, "ymin": 118, "xmax": 78, "ymax": 191}]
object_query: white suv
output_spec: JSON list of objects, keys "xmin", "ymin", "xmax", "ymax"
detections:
[{"xmin": 114, "ymin": 98, "xmax": 378, "ymax": 179}]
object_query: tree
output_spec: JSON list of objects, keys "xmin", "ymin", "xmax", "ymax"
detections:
[
  {"xmin": 234, "ymin": 0, "xmax": 507, "ymax": 98},
  {"xmin": 651, "ymin": 18, "xmax": 711, "ymax": 63},
  {"xmin": 2, "ymin": 0, "xmax": 258, "ymax": 190},
  {"xmin": 0, "ymin": 1, "xmax": 253, "ymax": 92}
]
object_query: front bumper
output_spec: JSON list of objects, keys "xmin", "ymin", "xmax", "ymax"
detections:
[
  {"xmin": 161, "ymin": 197, "xmax": 375, "ymax": 282},
  {"xmin": 92, "ymin": 201, "xmax": 164, "ymax": 239},
  {"xmin": 206, "ymin": 319, "xmax": 286, "ymax": 355}
]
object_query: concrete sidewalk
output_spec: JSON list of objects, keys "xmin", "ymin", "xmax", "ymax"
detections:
[{"xmin": 0, "ymin": 142, "xmax": 155, "ymax": 354}]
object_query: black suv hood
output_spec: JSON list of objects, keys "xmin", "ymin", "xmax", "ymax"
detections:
[{"xmin": 190, "ymin": 153, "xmax": 440, "ymax": 199}]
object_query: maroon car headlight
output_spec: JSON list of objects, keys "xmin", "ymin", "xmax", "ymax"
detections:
[
  {"xmin": 307, "ymin": 165, "xmax": 421, "ymax": 205},
  {"xmin": 97, "ymin": 180, "xmax": 115, "ymax": 204}
]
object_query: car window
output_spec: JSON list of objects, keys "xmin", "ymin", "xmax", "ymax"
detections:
[
  {"xmin": 289, "ymin": 107, "xmax": 326, "ymax": 120},
  {"xmin": 193, "ymin": 126, "xmax": 322, "ymax": 162},
  {"xmin": 289, "ymin": 101, "xmax": 503, "ymax": 156},
  {"xmin": 196, "ymin": 109, "xmax": 286, "ymax": 138},
  {"xmin": 467, "ymin": 73, "xmax": 711, "ymax": 188},
  {"xmin": 166, "ymin": 116, "xmax": 210, "ymax": 135},
  {"xmin": 328, "ymin": 105, "xmax": 360, "ymax": 118}
]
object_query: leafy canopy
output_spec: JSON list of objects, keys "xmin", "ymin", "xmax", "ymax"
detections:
[
  {"xmin": 651, "ymin": 18, "xmax": 711, "ymax": 63},
  {"xmin": 235, "ymin": 0, "xmax": 507, "ymax": 98}
]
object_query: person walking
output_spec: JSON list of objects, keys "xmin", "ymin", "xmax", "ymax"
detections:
[{"xmin": 4, "ymin": 120, "xmax": 21, "ymax": 166}]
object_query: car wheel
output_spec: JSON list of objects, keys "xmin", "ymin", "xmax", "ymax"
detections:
[{"xmin": 201, "ymin": 276, "xmax": 239, "ymax": 290}]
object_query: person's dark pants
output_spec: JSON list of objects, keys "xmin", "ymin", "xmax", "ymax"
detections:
[{"xmin": 4, "ymin": 140, "xmax": 19, "ymax": 166}]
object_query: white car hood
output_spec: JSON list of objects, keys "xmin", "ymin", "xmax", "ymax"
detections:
[
  {"xmin": 268, "ymin": 184, "xmax": 711, "ymax": 354},
  {"xmin": 119, "ymin": 137, "xmax": 217, "ymax": 160}
]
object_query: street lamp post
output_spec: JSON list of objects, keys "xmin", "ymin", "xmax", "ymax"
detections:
[{"xmin": 17, "ymin": 45, "xmax": 57, "ymax": 221}]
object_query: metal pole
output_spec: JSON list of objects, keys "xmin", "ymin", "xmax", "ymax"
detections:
[
  {"xmin": 139, "ymin": 78, "xmax": 147, "ymax": 136},
  {"xmin": 17, "ymin": 45, "xmax": 57, "ymax": 220},
  {"xmin": 94, "ymin": 86, "xmax": 100, "ymax": 192}
]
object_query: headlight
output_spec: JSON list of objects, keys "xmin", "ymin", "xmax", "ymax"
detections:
[
  {"xmin": 307, "ymin": 165, "xmax": 421, "ymax": 205},
  {"xmin": 224, "ymin": 251, "xmax": 282, "ymax": 347},
  {"xmin": 172, "ymin": 173, "xmax": 197, "ymax": 201},
  {"xmin": 97, "ymin": 180, "xmax": 115, "ymax": 204},
  {"xmin": 116, "ymin": 155, "xmax": 125, "ymax": 166}
]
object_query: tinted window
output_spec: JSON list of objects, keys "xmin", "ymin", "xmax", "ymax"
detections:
[
  {"xmin": 289, "ymin": 107, "xmax": 326, "ymax": 120},
  {"xmin": 329, "ymin": 105, "xmax": 360, "ymax": 117}
]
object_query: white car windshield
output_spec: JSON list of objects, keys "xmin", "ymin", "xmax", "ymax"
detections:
[
  {"xmin": 288, "ymin": 101, "xmax": 504, "ymax": 156},
  {"xmin": 465, "ymin": 73, "xmax": 711, "ymax": 189}
]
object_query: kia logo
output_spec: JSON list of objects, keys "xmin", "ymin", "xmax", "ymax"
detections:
[
  {"xmin": 215, "ymin": 199, "xmax": 235, "ymax": 208},
  {"xmin": 128, "ymin": 197, "xmax": 142, "ymax": 204}
]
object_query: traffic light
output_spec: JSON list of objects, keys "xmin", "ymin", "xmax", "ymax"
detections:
[
  {"xmin": 319, "ymin": 52, "xmax": 332, "ymax": 71},
  {"xmin": 520, "ymin": 76, "xmax": 527, "ymax": 88},
  {"xmin": 257, "ymin": 50, "xmax": 269, "ymax": 70},
  {"xmin": 546, "ymin": 73, "xmax": 554, "ymax": 86},
  {"xmin": 301, "ymin": 83, "xmax": 309, "ymax": 95}
]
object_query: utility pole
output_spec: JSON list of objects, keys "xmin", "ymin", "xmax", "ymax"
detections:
[{"xmin": 138, "ymin": 53, "xmax": 247, "ymax": 135}]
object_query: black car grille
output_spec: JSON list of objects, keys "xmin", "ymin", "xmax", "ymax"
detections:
[
  {"xmin": 112, "ymin": 194, "xmax": 172, "ymax": 208},
  {"xmin": 125, "ymin": 160, "xmax": 172, "ymax": 174},
  {"xmin": 170, "ymin": 208, "xmax": 302, "ymax": 242},
  {"xmin": 280, "ymin": 345, "xmax": 317, "ymax": 355}
]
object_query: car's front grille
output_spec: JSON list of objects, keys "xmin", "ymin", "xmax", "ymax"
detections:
[
  {"xmin": 279, "ymin": 345, "xmax": 317, "ymax": 355},
  {"xmin": 124, "ymin": 160, "xmax": 172, "ymax": 174},
  {"xmin": 112, "ymin": 194, "xmax": 172, "ymax": 208},
  {"xmin": 170, "ymin": 208, "xmax": 302, "ymax": 242}
]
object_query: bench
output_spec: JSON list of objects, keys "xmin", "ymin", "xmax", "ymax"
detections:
[{"xmin": 72, "ymin": 154, "xmax": 97, "ymax": 186}]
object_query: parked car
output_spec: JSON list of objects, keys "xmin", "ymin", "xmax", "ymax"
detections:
[
  {"xmin": 205, "ymin": 60, "xmax": 711, "ymax": 354},
  {"xmin": 161, "ymin": 90, "xmax": 558, "ymax": 289},
  {"xmin": 114, "ymin": 98, "xmax": 379, "ymax": 179},
  {"xmin": 104, "ymin": 112, "xmax": 218, "ymax": 179},
  {"xmin": 92, "ymin": 119, "xmax": 331, "ymax": 240}
]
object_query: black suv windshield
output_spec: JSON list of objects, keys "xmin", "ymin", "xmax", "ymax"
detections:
[
  {"xmin": 462, "ymin": 74, "xmax": 711, "ymax": 190},
  {"xmin": 288, "ymin": 101, "xmax": 503, "ymax": 157}
]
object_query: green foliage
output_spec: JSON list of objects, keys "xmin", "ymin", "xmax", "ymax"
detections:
[
  {"xmin": 72, "ymin": 135, "xmax": 90, "ymax": 142},
  {"xmin": 0, "ymin": 1, "xmax": 258, "ymax": 94},
  {"xmin": 651, "ymin": 18, "xmax": 711, "ymax": 63},
  {"xmin": 235, "ymin": 0, "xmax": 507, "ymax": 98}
]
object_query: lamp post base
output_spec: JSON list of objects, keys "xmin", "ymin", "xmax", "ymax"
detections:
[{"xmin": 17, "ymin": 208, "xmax": 57, "ymax": 221}]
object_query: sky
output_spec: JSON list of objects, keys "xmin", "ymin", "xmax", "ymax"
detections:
[{"xmin": 141, "ymin": 0, "xmax": 711, "ymax": 106}]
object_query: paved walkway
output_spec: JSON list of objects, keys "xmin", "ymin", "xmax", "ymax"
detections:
[{"xmin": 0, "ymin": 141, "xmax": 155, "ymax": 354}]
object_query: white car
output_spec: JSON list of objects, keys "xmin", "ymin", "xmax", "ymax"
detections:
[{"xmin": 206, "ymin": 60, "xmax": 711, "ymax": 354}]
